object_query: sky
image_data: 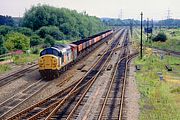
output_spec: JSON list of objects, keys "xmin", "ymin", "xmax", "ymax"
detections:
[{"xmin": 0, "ymin": 0, "xmax": 180, "ymax": 20}]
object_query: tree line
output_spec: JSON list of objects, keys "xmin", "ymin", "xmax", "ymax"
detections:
[
  {"xmin": 21, "ymin": 5, "xmax": 106, "ymax": 39},
  {"xmin": 102, "ymin": 18, "xmax": 180, "ymax": 28},
  {"xmin": 0, "ymin": 5, "xmax": 108, "ymax": 55},
  {"xmin": 102, "ymin": 18, "xmax": 140, "ymax": 26},
  {"xmin": 0, "ymin": 15, "xmax": 14, "ymax": 26}
]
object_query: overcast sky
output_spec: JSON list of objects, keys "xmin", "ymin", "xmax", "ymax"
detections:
[{"xmin": 0, "ymin": 0, "xmax": 180, "ymax": 20}]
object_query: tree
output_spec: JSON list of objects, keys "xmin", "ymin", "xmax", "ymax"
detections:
[
  {"xmin": 0, "ymin": 35, "xmax": 7, "ymax": 55},
  {"xmin": 0, "ymin": 35, "xmax": 4, "ymax": 45},
  {"xmin": 30, "ymin": 35, "xmax": 43, "ymax": 47},
  {"xmin": 5, "ymin": 32, "xmax": 30, "ymax": 51},
  {"xmin": 0, "ymin": 15, "xmax": 14, "ymax": 26},
  {"xmin": 44, "ymin": 35, "xmax": 55, "ymax": 47},
  {"xmin": 21, "ymin": 5, "xmax": 107, "ymax": 40},
  {"xmin": 36, "ymin": 26, "xmax": 64, "ymax": 40}
]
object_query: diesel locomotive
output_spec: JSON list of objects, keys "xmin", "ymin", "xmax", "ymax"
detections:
[{"xmin": 38, "ymin": 30, "xmax": 113, "ymax": 79}]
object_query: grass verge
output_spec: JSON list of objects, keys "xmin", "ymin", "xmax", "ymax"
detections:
[
  {"xmin": 13, "ymin": 54, "xmax": 39, "ymax": 65},
  {"xmin": 0, "ymin": 64, "xmax": 11, "ymax": 74},
  {"xmin": 134, "ymin": 55, "xmax": 180, "ymax": 120}
]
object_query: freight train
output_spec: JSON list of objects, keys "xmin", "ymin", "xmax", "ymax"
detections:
[{"xmin": 38, "ymin": 30, "xmax": 113, "ymax": 79}]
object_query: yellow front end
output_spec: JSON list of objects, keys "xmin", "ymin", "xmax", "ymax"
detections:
[
  {"xmin": 38, "ymin": 55, "xmax": 60, "ymax": 71},
  {"xmin": 38, "ymin": 55, "xmax": 61, "ymax": 79}
]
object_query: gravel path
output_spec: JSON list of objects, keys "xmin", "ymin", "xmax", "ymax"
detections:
[
  {"xmin": 124, "ymin": 59, "xmax": 140, "ymax": 120},
  {"xmin": 0, "ymin": 70, "xmax": 40, "ymax": 103},
  {"xmin": 124, "ymin": 34, "xmax": 140, "ymax": 120}
]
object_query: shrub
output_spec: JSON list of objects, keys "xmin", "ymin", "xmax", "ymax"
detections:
[
  {"xmin": 31, "ymin": 48, "xmax": 39, "ymax": 54},
  {"xmin": 152, "ymin": 32, "xmax": 167, "ymax": 42},
  {"xmin": 30, "ymin": 35, "xmax": 43, "ymax": 47},
  {"xmin": 5, "ymin": 32, "xmax": 30, "ymax": 51}
]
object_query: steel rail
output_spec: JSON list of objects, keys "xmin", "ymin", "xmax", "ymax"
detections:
[
  {"xmin": 0, "ymin": 79, "xmax": 48, "ymax": 119},
  {"xmin": 7, "ymin": 29, "xmax": 124, "ymax": 120},
  {"xmin": 44, "ymin": 30, "xmax": 126, "ymax": 120}
]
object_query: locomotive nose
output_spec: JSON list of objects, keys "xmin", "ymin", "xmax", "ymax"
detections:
[
  {"xmin": 38, "ymin": 57, "xmax": 44, "ymax": 69},
  {"xmin": 38, "ymin": 55, "xmax": 58, "ymax": 70}
]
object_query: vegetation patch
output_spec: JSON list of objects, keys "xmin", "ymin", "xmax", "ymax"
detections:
[
  {"xmin": 134, "ymin": 55, "xmax": 180, "ymax": 120},
  {"xmin": 13, "ymin": 54, "xmax": 39, "ymax": 65},
  {"xmin": 55, "ymin": 40, "xmax": 75, "ymax": 44},
  {"xmin": 0, "ymin": 5, "xmax": 109, "ymax": 56},
  {"xmin": 152, "ymin": 32, "xmax": 167, "ymax": 42},
  {"xmin": 0, "ymin": 64, "xmax": 11, "ymax": 74},
  {"xmin": 134, "ymin": 28, "xmax": 180, "ymax": 52},
  {"xmin": 171, "ymin": 86, "xmax": 180, "ymax": 94}
]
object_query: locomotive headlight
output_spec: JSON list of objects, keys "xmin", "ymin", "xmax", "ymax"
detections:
[
  {"xmin": 53, "ymin": 60, "xmax": 57, "ymax": 63},
  {"xmin": 39, "ymin": 59, "xmax": 43, "ymax": 64},
  {"xmin": 52, "ymin": 58, "xmax": 57, "ymax": 65}
]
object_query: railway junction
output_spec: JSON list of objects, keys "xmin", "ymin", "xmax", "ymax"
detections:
[
  {"xmin": 0, "ymin": 28, "xmax": 141, "ymax": 120},
  {"xmin": 0, "ymin": 27, "xmax": 179, "ymax": 120}
]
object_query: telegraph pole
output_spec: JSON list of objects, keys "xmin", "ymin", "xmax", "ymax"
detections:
[
  {"xmin": 151, "ymin": 19, "xmax": 153, "ymax": 37},
  {"xmin": 140, "ymin": 12, "xmax": 143, "ymax": 59},
  {"xmin": 130, "ymin": 20, "xmax": 133, "ymax": 37},
  {"xmin": 146, "ymin": 18, "xmax": 149, "ymax": 42}
]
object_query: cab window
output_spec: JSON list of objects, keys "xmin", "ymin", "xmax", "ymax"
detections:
[
  {"xmin": 40, "ymin": 48, "xmax": 61, "ymax": 57},
  {"xmin": 40, "ymin": 50, "xmax": 46, "ymax": 56},
  {"xmin": 46, "ymin": 48, "xmax": 53, "ymax": 54},
  {"xmin": 53, "ymin": 50, "xmax": 59, "ymax": 56}
]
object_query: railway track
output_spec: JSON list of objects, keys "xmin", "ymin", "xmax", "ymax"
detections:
[
  {"xmin": 43, "ymin": 29, "xmax": 127, "ymax": 120},
  {"xmin": 61, "ymin": 31, "xmax": 130, "ymax": 120},
  {"xmin": 95, "ymin": 32, "xmax": 138, "ymax": 120},
  {"xmin": 0, "ymin": 79, "xmax": 48, "ymax": 119},
  {"xmin": 6, "ymin": 29, "xmax": 126, "ymax": 120},
  {"xmin": 0, "ymin": 63, "xmax": 38, "ymax": 87},
  {"xmin": 97, "ymin": 52, "xmax": 138, "ymax": 120},
  {"xmin": 94, "ymin": 31, "xmax": 128, "ymax": 120},
  {"xmin": 152, "ymin": 47, "xmax": 180, "ymax": 56}
]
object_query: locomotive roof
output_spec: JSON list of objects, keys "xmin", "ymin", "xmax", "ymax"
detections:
[
  {"xmin": 53, "ymin": 44, "xmax": 71, "ymax": 50},
  {"xmin": 52, "ymin": 44, "xmax": 71, "ymax": 53}
]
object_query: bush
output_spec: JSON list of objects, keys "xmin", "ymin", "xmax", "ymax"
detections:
[
  {"xmin": 15, "ymin": 27, "xmax": 33, "ymax": 36},
  {"xmin": 30, "ymin": 35, "xmax": 43, "ymax": 47},
  {"xmin": 0, "ymin": 47, "xmax": 7, "ymax": 55},
  {"xmin": 5, "ymin": 32, "xmax": 30, "ymax": 51},
  {"xmin": 152, "ymin": 32, "xmax": 167, "ymax": 42},
  {"xmin": 0, "ymin": 25, "xmax": 13, "ymax": 36},
  {"xmin": 31, "ymin": 48, "xmax": 39, "ymax": 54}
]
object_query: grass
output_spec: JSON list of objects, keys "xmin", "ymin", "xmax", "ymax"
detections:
[
  {"xmin": 13, "ymin": 54, "xmax": 39, "ymax": 65},
  {"xmin": 0, "ymin": 64, "xmax": 11, "ymax": 74},
  {"xmin": 0, "ymin": 56, "xmax": 12, "ymax": 61},
  {"xmin": 134, "ymin": 55, "xmax": 180, "ymax": 120}
]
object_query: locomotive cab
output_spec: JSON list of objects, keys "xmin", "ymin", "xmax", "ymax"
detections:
[
  {"xmin": 38, "ymin": 45, "xmax": 73, "ymax": 79},
  {"xmin": 39, "ymin": 47, "xmax": 61, "ymax": 79}
]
